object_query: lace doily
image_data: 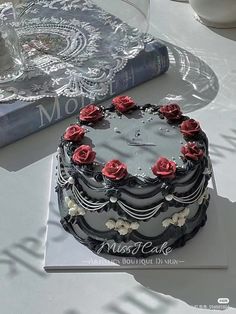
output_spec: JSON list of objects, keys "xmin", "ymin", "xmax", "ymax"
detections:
[{"xmin": 0, "ymin": 0, "xmax": 152, "ymax": 102}]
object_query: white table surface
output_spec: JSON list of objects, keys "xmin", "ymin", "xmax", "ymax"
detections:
[{"xmin": 1, "ymin": 1, "xmax": 236, "ymax": 313}]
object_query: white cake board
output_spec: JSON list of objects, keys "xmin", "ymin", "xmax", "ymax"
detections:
[{"xmin": 44, "ymin": 157, "xmax": 227, "ymax": 271}]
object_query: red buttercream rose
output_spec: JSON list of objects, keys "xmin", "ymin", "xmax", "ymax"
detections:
[
  {"xmin": 102, "ymin": 159, "xmax": 128, "ymax": 180},
  {"xmin": 159, "ymin": 104, "xmax": 182, "ymax": 120},
  {"xmin": 152, "ymin": 157, "xmax": 176, "ymax": 179},
  {"xmin": 180, "ymin": 119, "xmax": 201, "ymax": 137},
  {"xmin": 112, "ymin": 95, "xmax": 135, "ymax": 113},
  {"xmin": 181, "ymin": 142, "xmax": 204, "ymax": 161},
  {"xmin": 72, "ymin": 145, "xmax": 96, "ymax": 165},
  {"xmin": 64, "ymin": 124, "xmax": 85, "ymax": 142},
  {"xmin": 79, "ymin": 104, "xmax": 103, "ymax": 123}
]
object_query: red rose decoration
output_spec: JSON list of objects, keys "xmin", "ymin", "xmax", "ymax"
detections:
[
  {"xmin": 181, "ymin": 142, "xmax": 204, "ymax": 161},
  {"xmin": 159, "ymin": 104, "xmax": 182, "ymax": 120},
  {"xmin": 64, "ymin": 124, "xmax": 85, "ymax": 142},
  {"xmin": 152, "ymin": 157, "xmax": 176, "ymax": 179},
  {"xmin": 79, "ymin": 104, "xmax": 103, "ymax": 123},
  {"xmin": 180, "ymin": 119, "xmax": 201, "ymax": 137},
  {"xmin": 112, "ymin": 95, "xmax": 135, "ymax": 113},
  {"xmin": 102, "ymin": 159, "xmax": 128, "ymax": 180},
  {"xmin": 72, "ymin": 145, "xmax": 96, "ymax": 165}
]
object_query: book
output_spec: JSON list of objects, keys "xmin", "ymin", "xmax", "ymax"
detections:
[{"xmin": 0, "ymin": 39, "xmax": 169, "ymax": 148}]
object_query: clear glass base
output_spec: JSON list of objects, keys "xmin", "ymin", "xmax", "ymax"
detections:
[{"xmin": 0, "ymin": 58, "xmax": 24, "ymax": 83}]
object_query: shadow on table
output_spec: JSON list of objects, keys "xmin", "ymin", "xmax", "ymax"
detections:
[
  {"xmin": 208, "ymin": 27, "xmax": 236, "ymax": 41},
  {"xmin": 0, "ymin": 115, "xmax": 75, "ymax": 171},
  {"xmin": 209, "ymin": 128, "xmax": 236, "ymax": 166},
  {"xmin": 0, "ymin": 206, "xmax": 66, "ymax": 279},
  {"xmin": 64, "ymin": 310, "xmax": 81, "ymax": 314},
  {"xmin": 0, "ymin": 41, "xmax": 219, "ymax": 171},
  {"xmin": 127, "ymin": 189, "xmax": 236, "ymax": 309},
  {"xmin": 63, "ymin": 285, "xmax": 177, "ymax": 314},
  {"xmin": 102, "ymin": 285, "xmax": 177, "ymax": 314},
  {"xmin": 127, "ymin": 40, "xmax": 219, "ymax": 113}
]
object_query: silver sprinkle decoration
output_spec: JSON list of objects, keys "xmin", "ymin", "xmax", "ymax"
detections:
[{"xmin": 114, "ymin": 127, "xmax": 120, "ymax": 133}]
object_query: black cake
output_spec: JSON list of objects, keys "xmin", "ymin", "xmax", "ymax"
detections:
[{"xmin": 56, "ymin": 96, "xmax": 212, "ymax": 257}]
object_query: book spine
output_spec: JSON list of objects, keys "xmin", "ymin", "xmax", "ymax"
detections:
[{"xmin": 0, "ymin": 41, "xmax": 169, "ymax": 147}]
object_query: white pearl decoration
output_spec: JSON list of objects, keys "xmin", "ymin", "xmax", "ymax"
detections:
[
  {"xmin": 68, "ymin": 176, "xmax": 75, "ymax": 184},
  {"xmin": 110, "ymin": 196, "xmax": 118, "ymax": 203},
  {"xmin": 165, "ymin": 194, "xmax": 174, "ymax": 201}
]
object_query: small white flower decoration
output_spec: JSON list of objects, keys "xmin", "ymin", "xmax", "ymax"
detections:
[
  {"xmin": 105, "ymin": 219, "xmax": 116, "ymax": 230},
  {"xmin": 162, "ymin": 218, "xmax": 172, "ymax": 228},
  {"xmin": 177, "ymin": 217, "xmax": 186, "ymax": 227},
  {"xmin": 172, "ymin": 213, "xmax": 179, "ymax": 223},
  {"xmin": 179, "ymin": 207, "xmax": 190, "ymax": 218},
  {"xmin": 118, "ymin": 227, "xmax": 129, "ymax": 235},
  {"xmin": 122, "ymin": 221, "xmax": 130, "ymax": 229},
  {"xmin": 105, "ymin": 218, "xmax": 140, "ymax": 234},
  {"xmin": 69, "ymin": 207, "xmax": 78, "ymax": 216},
  {"xmin": 65, "ymin": 196, "xmax": 86, "ymax": 216},
  {"xmin": 68, "ymin": 200, "xmax": 76, "ymax": 209},
  {"xmin": 162, "ymin": 207, "xmax": 190, "ymax": 228},
  {"xmin": 130, "ymin": 222, "xmax": 140, "ymax": 230},
  {"xmin": 78, "ymin": 207, "xmax": 85, "ymax": 216},
  {"xmin": 115, "ymin": 219, "xmax": 125, "ymax": 229}
]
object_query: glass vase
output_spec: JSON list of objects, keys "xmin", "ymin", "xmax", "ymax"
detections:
[{"xmin": 0, "ymin": 3, "xmax": 24, "ymax": 83}]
